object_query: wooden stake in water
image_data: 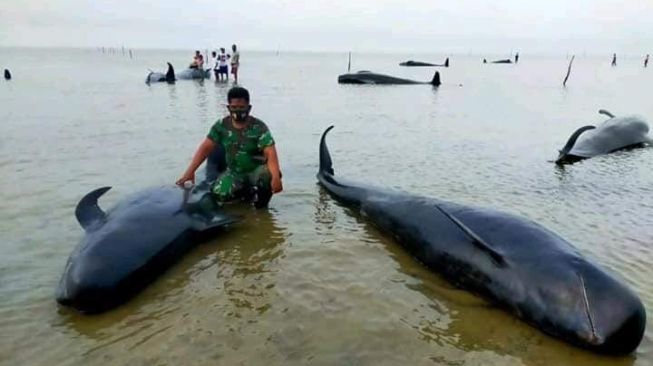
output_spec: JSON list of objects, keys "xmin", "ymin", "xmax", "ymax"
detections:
[
  {"xmin": 563, "ymin": 55, "xmax": 575, "ymax": 87},
  {"xmin": 347, "ymin": 52, "xmax": 351, "ymax": 72}
]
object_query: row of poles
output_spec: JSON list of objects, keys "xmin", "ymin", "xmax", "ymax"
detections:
[{"xmin": 97, "ymin": 46, "xmax": 135, "ymax": 59}]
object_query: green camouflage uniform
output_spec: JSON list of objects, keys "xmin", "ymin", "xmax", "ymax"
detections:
[{"xmin": 207, "ymin": 116, "xmax": 275, "ymax": 203}]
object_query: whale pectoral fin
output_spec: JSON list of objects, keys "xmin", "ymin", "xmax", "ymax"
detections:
[
  {"xmin": 190, "ymin": 213, "xmax": 240, "ymax": 232},
  {"xmin": 598, "ymin": 109, "xmax": 615, "ymax": 118},
  {"xmin": 76, "ymin": 187, "xmax": 111, "ymax": 231},
  {"xmin": 557, "ymin": 125, "xmax": 596, "ymax": 162},
  {"xmin": 434, "ymin": 205, "xmax": 507, "ymax": 267}
]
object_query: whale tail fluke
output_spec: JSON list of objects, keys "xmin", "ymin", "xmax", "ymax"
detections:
[
  {"xmin": 431, "ymin": 71, "xmax": 441, "ymax": 86},
  {"xmin": 317, "ymin": 126, "xmax": 368, "ymax": 206},
  {"xmin": 319, "ymin": 126, "xmax": 335, "ymax": 176},
  {"xmin": 76, "ymin": 187, "xmax": 111, "ymax": 230},
  {"xmin": 165, "ymin": 62, "xmax": 176, "ymax": 83},
  {"xmin": 556, "ymin": 125, "xmax": 596, "ymax": 164}
]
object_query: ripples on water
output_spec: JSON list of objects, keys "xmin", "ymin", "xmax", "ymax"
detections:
[{"xmin": 0, "ymin": 48, "xmax": 652, "ymax": 365}]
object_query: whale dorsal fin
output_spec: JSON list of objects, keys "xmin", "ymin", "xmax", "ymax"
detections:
[
  {"xmin": 75, "ymin": 187, "xmax": 111, "ymax": 231},
  {"xmin": 434, "ymin": 204, "xmax": 507, "ymax": 267}
]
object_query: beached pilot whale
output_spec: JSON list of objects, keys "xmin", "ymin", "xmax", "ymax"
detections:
[
  {"xmin": 338, "ymin": 71, "xmax": 441, "ymax": 86},
  {"xmin": 4, "ymin": 69, "xmax": 11, "ymax": 80},
  {"xmin": 146, "ymin": 62, "xmax": 176, "ymax": 84},
  {"xmin": 145, "ymin": 63, "xmax": 210, "ymax": 84},
  {"xmin": 556, "ymin": 110, "xmax": 652, "ymax": 165},
  {"xmin": 317, "ymin": 126, "xmax": 645, "ymax": 354},
  {"xmin": 176, "ymin": 67, "xmax": 210, "ymax": 80},
  {"xmin": 400, "ymin": 58, "xmax": 449, "ymax": 67},
  {"xmin": 56, "ymin": 148, "xmax": 232, "ymax": 313},
  {"xmin": 483, "ymin": 58, "xmax": 513, "ymax": 64}
]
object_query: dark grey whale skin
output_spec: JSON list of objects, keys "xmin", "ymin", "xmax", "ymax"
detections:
[
  {"xmin": 316, "ymin": 126, "xmax": 646, "ymax": 355},
  {"xmin": 56, "ymin": 147, "xmax": 230, "ymax": 313},
  {"xmin": 338, "ymin": 71, "xmax": 441, "ymax": 86}
]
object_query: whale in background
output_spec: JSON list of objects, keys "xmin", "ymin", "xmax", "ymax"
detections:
[
  {"xmin": 338, "ymin": 70, "xmax": 441, "ymax": 86},
  {"xmin": 556, "ymin": 110, "xmax": 652, "ymax": 165}
]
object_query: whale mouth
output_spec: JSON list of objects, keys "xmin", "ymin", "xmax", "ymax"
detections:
[
  {"xmin": 571, "ymin": 265, "xmax": 647, "ymax": 354},
  {"xmin": 577, "ymin": 272, "xmax": 601, "ymax": 344}
]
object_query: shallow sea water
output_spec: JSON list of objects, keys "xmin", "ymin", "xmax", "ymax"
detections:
[{"xmin": 1, "ymin": 48, "xmax": 652, "ymax": 365}]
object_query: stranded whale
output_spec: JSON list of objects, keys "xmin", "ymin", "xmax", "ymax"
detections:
[
  {"xmin": 556, "ymin": 110, "xmax": 652, "ymax": 165},
  {"xmin": 317, "ymin": 126, "xmax": 645, "ymax": 354}
]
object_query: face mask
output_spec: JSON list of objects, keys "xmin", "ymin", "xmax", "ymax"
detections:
[{"xmin": 229, "ymin": 106, "xmax": 251, "ymax": 122}]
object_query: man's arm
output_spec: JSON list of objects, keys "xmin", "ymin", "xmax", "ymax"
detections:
[
  {"xmin": 176, "ymin": 138, "xmax": 216, "ymax": 186},
  {"xmin": 264, "ymin": 145, "xmax": 283, "ymax": 193}
]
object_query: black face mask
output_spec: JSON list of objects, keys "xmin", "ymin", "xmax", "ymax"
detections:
[{"xmin": 228, "ymin": 106, "xmax": 251, "ymax": 122}]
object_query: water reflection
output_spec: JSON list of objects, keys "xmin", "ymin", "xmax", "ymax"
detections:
[
  {"xmin": 217, "ymin": 209, "xmax": 286, "ymax": 315},
  {"xmin": 166, "ymin": 83, "xmax": 178, "ymax": 107}
]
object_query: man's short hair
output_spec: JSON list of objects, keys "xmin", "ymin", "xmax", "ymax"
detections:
[{"xmin": 228, "ymin": 87, "xmax": 250, "ymax": 103}]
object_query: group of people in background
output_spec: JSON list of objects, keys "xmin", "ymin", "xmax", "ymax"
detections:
[
  {"xmin": 189, "ymin": 44, "xmax": 241, "ymax": 83},
  {"xmin": 210, "ymin": 45, "xmax": 240, "ymax": 83}
]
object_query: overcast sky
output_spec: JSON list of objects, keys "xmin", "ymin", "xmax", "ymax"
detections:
[{"xmin": 1, "ymin": 0, "xmax": 651, "ymax": 54}]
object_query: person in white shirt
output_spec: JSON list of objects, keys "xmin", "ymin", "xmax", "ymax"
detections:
[
  {"xmin": 210, "ymin": 51, "xmax": 220, "ymax": 80},
  {"xmin": 218, "ymin": 48, "xmax": 230, "ymax": 81}
]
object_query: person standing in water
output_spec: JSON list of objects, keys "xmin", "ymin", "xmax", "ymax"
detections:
[
  {"xmin": 210, "ymin": 51, "xmax": 220, "ymax": 79},
  {"xmin": 231, "ymin": 44, "xmax": 240, "ymax": 84},
  {"xmin": 176, "ymin": 87, "xmax": 283, "ymax": 208},
  {"xmin": 218, "ymin": 48, "xmax": 230, "ymax": 81},
  {"xmin": 611, "ymin": 53, "xmax": 617, "ymax": 67},
  {"xmin": 645, "ymin": 55, "xmax": 649, "ymax": 68}
]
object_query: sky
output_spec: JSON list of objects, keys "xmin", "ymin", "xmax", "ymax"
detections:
[{"xmin": 1, "ymin": 0, "xmax": 651, "ymax": 55}]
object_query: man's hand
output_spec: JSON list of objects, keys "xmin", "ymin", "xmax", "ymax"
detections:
[
  {"xmin": 263, "ymin": 145, "xmax": 283, "ymax": 194},
  {"xmin": 176, "ymin": 172, "xmax": 195, "ymax": 187},
  {"xmin": 176, "ymin": 138, "xmax": 216, "ymax": 187},
  {"xmin": 271, "ymin": 174, "xmax": 283, "ymax": 194}
]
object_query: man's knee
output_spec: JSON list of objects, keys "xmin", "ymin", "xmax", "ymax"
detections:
[
  {"xmin": 249, "ymin": 166, "xmax": 273, "ymax": 208},
  {"xmin": 211, "ymin": 172, "xmax": 242, "ymax": 202}
]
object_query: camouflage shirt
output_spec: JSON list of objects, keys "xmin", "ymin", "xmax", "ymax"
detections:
[{"xmin": 207, "ymin": 116, "xmax": 275, "ymax": 173}]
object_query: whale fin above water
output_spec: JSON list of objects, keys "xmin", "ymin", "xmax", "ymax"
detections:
[
  {"xmin": 320, "ymin": 126, "xmax": 504, "ymax": 267},
  {"xmin": 431, "ymin": 71, "xmax": 441, "ymax": 86},
  {"xmin": 165, "ymin": 62, "xmax": 176, "ymax": 83},
  {"xmin": 556, "ymin": 125, "xmax": 596, "ymax": 163},
  {"xmin": 75, "ymin": 187, "xmax": 111, "ymax": 230},
  {"xmin": 319, "ymin": 125, "xmax": 335, "ymax": 175},
  {"xmin": 598, "ymin": 109, "xmax": 615, "ymax": 118}
]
